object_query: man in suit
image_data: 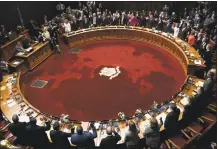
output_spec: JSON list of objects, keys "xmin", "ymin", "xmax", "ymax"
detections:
[
  {"xmin": 71, "ymin": 124, "xmax": 97, "ymax": 149},
  {"xmin": 99, "ymin": 126, "xmax": 121, "ymax": 149},
  {"xmin": 203, "ymin": 71, "xmax": 215, "ymax": 98},
  {"xmin": 8, "ymin": 115, "xmax": 27, "ymax": 146},
  {"xmin": 49, "ymin": 121, "xmax": 72, "ymax": 149},
  {"xmin": 25, "ymin": 117, "xmax": 50, "ymax": 148},
  {"xmin": 164, "ymin": 103, "xmax": 180, "ymax": 137}
]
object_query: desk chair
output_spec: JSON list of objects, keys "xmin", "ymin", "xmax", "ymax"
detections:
[{"xmin": 166, "ymin": 129, "xmax": 199, "ymax": 149}]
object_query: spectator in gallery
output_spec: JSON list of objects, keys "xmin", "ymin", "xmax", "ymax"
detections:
[
  {"xmin": 164, "ymin": 103, "xmax": 180, "ymax": 137},
  {"xmin": 62, "ymin": 19, "xmax": 72, "ymax": 33},
  {"xmin": 124, "ymin": 121, "xmax": 140, "ymax": 149},
  {"xmin": 71, "ymin": 124, "xmax": 97, "ymax": 149},
  {"xmin": 49, "ymin": 121, "xmax": 72, "ymax": 149},
  {"xmin": 172, "ymin": 23, "xmax": 180, "ymax": 37},
  {"xmin": 187, "ymin": 31, "xmax": 196, "ymax": 46},
  {"xmin": 8, "ymin": 114, "xmax": 28, "ymax": 146},
  {"xmin": 129, "ymin": 12, "xmax": 138, "ymax": 26},
  {"xmin": 99, "ymin": 126, "xmax": 121, "ymax": 149},
  {"xmin": 143, "ymin": 118, "xmax": 162, "ymax": 149}
]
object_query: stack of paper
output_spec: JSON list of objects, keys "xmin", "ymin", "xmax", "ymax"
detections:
[
  {"xmin": 7, "ymin": 101, "xmax": 16, "ymax": 107},
  {"xmin": 19, "ymin": 115, "xmax": 30, "ymax": 123},
  {"xmin": 12, "ymin": 61, "xmax": 20, "ymax": 65},
  {"xmin": 180, "ymin": 97, "xmax": 189, "ymax": 106},
  {"xmin": 17, "ymin": 52, "xmax": 24, "ymax": 55},
  {"xmin": 144, "ymin": 113, "xmax": 152, "ymax": 119},
  {"xmin": 194, "ymin": 60, "xmax": 202, "ymax": 65},
  {"xmin": 156, "ymin": 113, "xmax": 167, "ymax": 124}
]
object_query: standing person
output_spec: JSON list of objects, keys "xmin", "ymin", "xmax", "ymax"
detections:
[
  {"xmin": 25, "ymin": 117, "xmax": 50, "ymax": 148},
  {"xmin": 71, "ymin": 124, "xmax": 97, "ymax": 149},
  {"xmin": 188, "ymin": 31, "xmax": 196, "ymax": 46},
  {"xmin": 100, "ymin": 126, "xmax": 121, "ymax": 149},
  {"xmin": 164, "ymin": 103, "xmax": 180, "ymax": 137},
  {"xmin": 124, "ymin": 121, "xmax": 140, "ymax": 149},
  {"xmin": 48, "ymin": 121, "xmax": 71, "ymax": 149},
  {"xmin": 173, "ymin": 23, "xmax": 180, "ymax": 37},
  {"xmin": 62, "ymin": 19, "xmax": 72, "ymax": 33},
  {"xmin": 8, "ymin": 115, "xmax": 28, "ymax": 146},
  {"xmin": 143, "ymin": 118, "xmax": 162, "ymax": 149}
]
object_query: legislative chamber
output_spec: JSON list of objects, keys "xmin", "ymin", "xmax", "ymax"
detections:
[{"xmin": 0, "ymin": 1, "xmax": 216, "ymax": 149}]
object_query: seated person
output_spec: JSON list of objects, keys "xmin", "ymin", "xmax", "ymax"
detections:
[
  {"xmin": 100, "ymin": 126, "xmax": 121, "ymax": 149},
  {"xmin": 143, "ymin": 117, "xmax": 162, "ymax": 149},
  {"xmin": 7, "ymin": 114, "xmax": 28, "ymax": 146},
  {"xmin": 164, "ymin": 103, "xmax": 180, "ymax": 136},
  {"xmin": 15, "ymin": 41, "xmax": 25, "ymax": 53},
  {"xmin": 71, "ymin": 124, "xmax": 97, "ymax": 149},
  {"xmin": 49, "ymin": 121, "xmax": 71, "ymax": 149},
  {"xmin": 22, "ymin": 35, "xmax": 31, "ymax": 49}
]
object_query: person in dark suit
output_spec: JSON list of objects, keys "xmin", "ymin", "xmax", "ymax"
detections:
[
  {"xmin": 49, "ymin": 121, "xmax": 72, "ymax": 149},
  {"xmin": 25, "ymin": 117, "xmax": 50, "ymax": 148},
  {"xmin": 181, "ymin": 96, "xmax": 194, "ymax": 127},
  {"xmin": 71, "ymin": 124, "xmax": 97, "ymax": 149},
  {"xmin": 22, "ymin": 35, "xmax": 31, "ymax": 49},
  {"xmin": 7, "ymin": 115, "xmax": 28, "ymax": 146},
  {"xmin": 164, "ymin": 103, "xmax": 180, "ymax": 137},
  {"xmin": 99, "ymin": 126, "xmax": 121, "ymax": 149},
  {"xmin": 203, "ymin": 71, "xmax": 215, "ymax": 98}
]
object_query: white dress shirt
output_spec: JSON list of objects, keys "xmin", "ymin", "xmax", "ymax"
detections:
[{"xmin": 64, "ymin": 22, "xmax": 71, "ymax": 33}]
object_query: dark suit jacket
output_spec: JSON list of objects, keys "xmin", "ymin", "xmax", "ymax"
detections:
[
  {"xmin": 50, "ymin": 130, "xmax": 71, "ymax": 149},
  {"xmin": 203, "ymin": 78, "xmax": 214, "ymax": 97},
  {"xmin": 25, "ymin": 124, "xmax": 49, "ymax": 147},
  {"xmin": 8, "ymin": 122, "xmax": 27, "ymax": 144},
  {"xmin": 100, "ymin": 131, "xmax": 121, "ymax": 149},
  {"xmin": 164, "ymin": 109, "xmax": 180, "ymax": 136},
  {"xmin": 71, "ymin": 128, "xmax": 97, "ymax": 149}
]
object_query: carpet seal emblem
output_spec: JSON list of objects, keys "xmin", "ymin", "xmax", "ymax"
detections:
[{"xmin": 99, "ymin": 66, "xmax": 121, "ymax": 80}]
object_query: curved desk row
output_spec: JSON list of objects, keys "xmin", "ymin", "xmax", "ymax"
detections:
[
  {"xmin": 63, "ymin": 26, "xmax": 206, "ymax": 75},
  {"xmin": 0, "ymin": 72, "xmax": 205, "ymax": 146}
]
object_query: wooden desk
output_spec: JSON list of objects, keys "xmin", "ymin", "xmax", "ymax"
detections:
[
  {"xmin": 0, "ymin": 29, "xmax": 29, "ymax": 62},
  {"xmin": 9, "ymin": 59, "xmax": 27, "ymax": 75},
  {"xmin": 14, "ymin": 41, "xmax": 53, "ymax": 70},
  {"xmin": 0, "ymin": 73, "xmax": 205, "ymax": 146},
  {"xmin": 63, "ymin": 26, "xmax": 206, "ymax": 75}
]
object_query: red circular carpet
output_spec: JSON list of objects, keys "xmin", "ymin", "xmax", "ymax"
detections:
[{"xmin": 20, "ymin": 39, "xmax": 186, "ymax": 121}]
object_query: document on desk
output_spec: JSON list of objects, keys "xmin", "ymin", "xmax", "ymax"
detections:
[
  {"xmin": 19, "ymin": 115, "xmax": 30, "ymax": 123},
  {"xmin": 194, "ymin": 60, "xmax": 202, "ymax": 65},
  {"xmin": 156, "ymin": 113, "xmax": 167, "ymax": 124},
  {"xmin": 144, "ymin": 113, "xmax": 152, "ymax": 119},
  {"xmin": 81, "ymin": 122, "xmax": 89, "ymax": 132},
  {"xmin": 195, "ymin": 81, "xmax": 204, "ymax": 87},
  {"xmin": 7, "ymin": 101, "xmax": 16, "ymax": 107},
  {"xmin": 0, "ymin": 86, "xmax": 6, "ymax": 91},
  {"xmin": 180, "ymin": 97, "xmax": 189, "ymax": 106},
  {"xmin": 17, "ymin": 52, "xmax": 24, "ymax": 55},
  {"xmin": 12, "ymin": 61, "xmax": 20, "ymax": 65}
]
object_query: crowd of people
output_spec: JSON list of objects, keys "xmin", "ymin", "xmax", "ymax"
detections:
[
  {"xmin": 3, "ymin": 68, "xmax": 215, "ymax": 149},
  {"xmin": 0, "ymin": 1, "xmax": 217, "ymax": 149},
  {"xmin": 43, "ymin": 1, "xmax": 216, "ymax": 72}
]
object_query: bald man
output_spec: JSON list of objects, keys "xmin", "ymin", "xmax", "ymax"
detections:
[{"xmin": 100, "ymin": 126, "xmax": 121, "ymax": 149}]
